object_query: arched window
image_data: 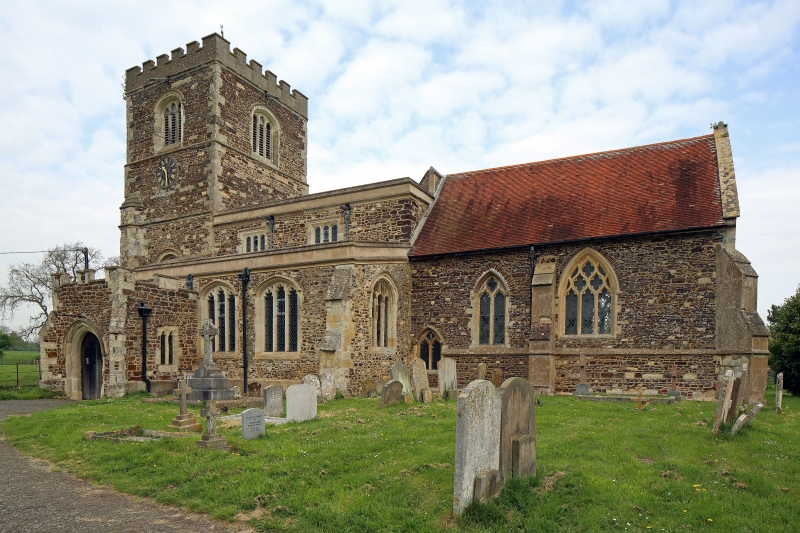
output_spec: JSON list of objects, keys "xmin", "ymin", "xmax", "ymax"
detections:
[
  {"xmin": 313, "ymin": 225, "xmax": 339, "ymax": 244},
  {"xmin": 262, "ymin": 280, "xmax": 300, "ymax": 352},
  {"xmin": 562, "ymin": 255, "xmax": 614, "ymax": 336},
  {"xmin": 419, "ymin": 330, "xmax": 442, "ymax": 370},
  {"xmin": 476, "ymin": 275, "xmax": 507, "ymax": 345},
  {"xmin": 332, "ymin": 225, "xmax": 338, "ymax": 242},
  {"xmin": 247, "ymin": 237, "xmax": 252, "ymax": 253},
  {"xmin": 252, "ymin": 111, "xmax": 278, "ymax": 161},
  {"xmin": 372, "ymin": 278, "xmax": 397, "ymax": 348},
  {"xmin": 205, "ymin": 286, "xmax": 237, "ymax": 352},
  {"xmin": 164, "ymin": 102, "xmax": 182, "ymax": 146}
]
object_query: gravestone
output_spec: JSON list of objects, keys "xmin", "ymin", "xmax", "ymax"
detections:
[
  {"xmin": 667, "ymin": 364, "xmax": 681, "ymax": 400},
  {"xmin": 361, "ymin": 379, "xmax": 376, "ymax": 397},
  {"xmin": 439, "ymin": 357, "xmax": 458, "ymax": 395},
  {"xmin": 320, "ymin": 370, "xmax": 336, "ymax": 401},
  {"xmin": 712, "ymin": 369, "xmax": 734, "ymax": 435},
  {"xmin": 263, "ymin": 385, "xmax": 283, "ymax": 418},
  {"xmin": 491, "ymin": 369, "xmax": 503, "ymax": 388},
  {"xmin": 196, "ymin": 401, "xmax": 230, "ymax": 450},
  {"xmin": 241, "ymin": 408, "xmax": 265, "ymax": 440},
  {"xmin": 248, "ymin": 381, "xmax": 262, "ymax": 397},
  {"xmin": 453, "ymin": 380, "xmax": 501, "ymax": 515},
  {"xmin": 170, "ymin": 378, "xmax": 200, "ymax": 431},
  {"xmin": 187, "ymin": 320, "xmax": 235, "ymax": 401},
  {"xmin": 422, "ymin": 388, "xmax": 433, "ymax": 403},
  {"xmin": 775, "ymin": 372, "xmax": 784, "ymax": 413},
  {"xmin": 302, "ymin": 374, "xmax": 322, "ymax": 403},
  {"xmin": 476, "ymin": 363, "xmax": 487, "ymax": 380},
  {"xmin": 573, "ymin": 353, "xmax": 591, "ymax": 396},
  {"xmin": 286, "ymin": 384, "xmax": 317, "ymax": 422},
  {"xmin": 411, "ymin": 358, "xmax": 431, "ymax": 402},
  {"xmin": 731, "ymin": 403, "xmax": 764, "ymax": 435},
  {"xmin": 498, "ymin": 377, "xmax": 536, "ymax": 479},
  {"xmin": 389, "ymin": 362, "xmax": 412, "ymax": 396},
  {"xmin": 381, "ymin": 380, "xmax": 403, "ymax": 407}
]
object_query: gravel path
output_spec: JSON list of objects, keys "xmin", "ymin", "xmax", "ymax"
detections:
[{"xmin": 0, "ymin": 399, "xmax": 253, "ymax": 533}]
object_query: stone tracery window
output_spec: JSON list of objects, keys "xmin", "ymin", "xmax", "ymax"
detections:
[
  {"xmin": 419, "ymin": 330, "xmax": 442, "ymax": 370},
  {"xmin": 262, "ymin": 280, "xmax": 299, "ymax": 353},
  {"xmin": 205, "ymin": 286, "xmax": 237, "ymax": 352},
  {"xmin": 476, "ymin": 276, "xmax": 506, "ymax": 345},
  {"xmin": 562, "ymin": 256, "xmax": 613, "ymax": 336},
  {"xmin": 372, "ymin": 278, "xmax": 397, "ymax": 348}
]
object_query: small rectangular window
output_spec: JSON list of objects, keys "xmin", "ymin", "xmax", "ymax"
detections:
[
  {"xmin": 160, "ymin": 333, "xmax": 166, "ymax": 365},
  {"xmin": 315, "ymin": 227, "xmax": 320, "ymax": 244},
  {"xmin": 332, "ymin": 225, "xmax": 338, "ymax": 242},
  {"xmin": 228, "ymin": 294, "xmax": 236, "ymax": 352},
  {"xmin": 260, "ymin": 235, "xmax": 266, "ymax": 250},
  {"xmin": 246, "ymin": 237, "xmax": 251, "ymax": 252},
  {"xmin": 168, "ymin": 333, "xmax": 174, "ymax": 365},
  {"xmin": 265, "ymin": 292, "xmax": 273, "ymax": 351},
  {"xmin": 323, "ymin": 226, "xmax": 329, "ymax": 243}
]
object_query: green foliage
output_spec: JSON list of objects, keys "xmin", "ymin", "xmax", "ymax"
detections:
[
  {"xmin": 0, "ymin": 332, "xmax": 13, "ymax": 361},
  {"xmin": 769, "ymin": 285, "xmax": 800, "ymax": 395},
  {"xmin": 2, "ymin": 393, "xmax": 799, "ymax": 532}
]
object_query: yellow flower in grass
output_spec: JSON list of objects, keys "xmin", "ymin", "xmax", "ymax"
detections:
[{"xmin": 708, "ymin": 518, "xmax": 713, "ymax": 522}]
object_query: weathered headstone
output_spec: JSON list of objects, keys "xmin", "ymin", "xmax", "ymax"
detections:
[
  {"xmin": 320, "ymin": 370, "xmax": 336, "ymax": 401},
  {"xmin": 453, "ymin": 380, "xmax": 501, "ymax": 515},
  {"xmin": 196, "ymin": 400, "xmax": 230, "ymax": 450},
  {"xmin": 712, "ymin": 369, "xmax": 734, "ymax": 435},
  {"xmin": 389, "ymin": 362, "xmax": 412, "ymax": 396},
  {"xmin": 286, "ymin": 383, "xmax": 317, "ymax": 422},
  {"xmin": 438, "ymin": 357, "xmax": 457, "ymax": 395},
  {"xmin": 171, "ymin": 379, "xmax": 199, "ymax": 431},
  {"xmin": 381, "ymin": 380, "xmax": 403, "ymax": 407},
  {"xmin": 491, "ymin": 368, "xmax": 503, "ymax": 388},
  {"xmin": 573, "ymin": 353, "xmax": 591, "ymax": 396},
  {"xmin": 498, "ymin": 377, "xmax": 536, "ymax": 479},
  {"xmin": 362, "ymin": 379, "xmax": 376, "ymax": 397},
  {"xmin": 476, "ymin": 363, "xmax": 487, "ymax": 381},
  {"xmin": 731, "ymin": 403, "xmax": 764, "ymax": 435},
  {"xmin": 775, "ymin": 372, "xmax": 784, "ymax": 413},
  {"xmin": 411, "ymin": 358, "xmax": 431, "ymax": 402},
  {"xmin": 241, "ymin": 408, "xmax": 265, "ymax": 440},
  {"xmin": 422, "ymin": 388, "xmax": 433, "ymax": 403},
  {"xmin": 302, "ymin": 374, "xmax": 322, "ymax": 403},
  {"xmin": 666, "ymin": 364, "xmax": 682, "ymax": 400},
  {"xmin": 248, "ymin": 381, "xmax": 262, "ymax": 397},
  {"xmin": 263, "ymin": 385, "xmax": 283, "ymax": 418}
]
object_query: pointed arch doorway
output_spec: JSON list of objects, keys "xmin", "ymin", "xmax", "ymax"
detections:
[{"xmin": 81, "ymin": 333, "xmax": 102, "ymax": 400}]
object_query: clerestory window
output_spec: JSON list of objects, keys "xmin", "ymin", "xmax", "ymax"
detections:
[
  {"xmin": 262, "ymin": 281, "xmax": 299, "ymax": 353},
  {"xmin": 206, "ymin": 286, "xmax": 237, "ymax": 352},
  {"xmin": 477, "ymin": 276, "xmax": 507, "ymax": 345},
  {"xmin": 562, "ymin": 257, "xmax": 613, "ymax": 335}
]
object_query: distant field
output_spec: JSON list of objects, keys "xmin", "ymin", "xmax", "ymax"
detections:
[{"xmin": 0, "ymin": 350, "xmax": 40, "ymax": 387}]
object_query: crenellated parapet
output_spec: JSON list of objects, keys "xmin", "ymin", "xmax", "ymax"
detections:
[{"xmin": 125, "ymin": 33, "xmax": 308, "ymax": 119}]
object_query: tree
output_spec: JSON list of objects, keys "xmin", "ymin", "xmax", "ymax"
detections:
[
  {"xmin": 0, "ymin": 243, "xmax": 109, "ymax": 339},
  {"xmin": 768, "ymin": 284, "xmax": 800, "ymax": 396},
  {"xmin": 0, "ymin": 329, "xmax": 16, "ymax": 362}
]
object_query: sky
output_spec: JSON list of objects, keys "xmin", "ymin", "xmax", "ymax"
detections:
[{"xmin": 0, "ymin": 0, "xmax": 798, "ymax": 333}]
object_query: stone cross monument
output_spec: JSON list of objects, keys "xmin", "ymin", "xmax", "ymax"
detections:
[
  {"xmin": 170, "ymin": 378, "xmax": 200, "ymax": 431},
  {"xmin": 187, "ymin": 319, "xmax": 235, "ymax": 402},
  {"xmin": 200, "ymin": 319, "xmax": 217, "ymax": 368}
]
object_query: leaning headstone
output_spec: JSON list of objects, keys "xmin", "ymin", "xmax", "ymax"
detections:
[
  {"xmin": 411, "ymin": 358, "xmax": 431, "ymax": 402},
  {"xmin": 439, "ymin": 357, "xmax": 458, "ymax": 395},
  {"xmin": 775, "ymin": 372, "xmax": 784, "ymax": 413},
  {"xmin": 453, "ymin": 380, "xmax": 501, "ymax": 515},
  {"xmin": 263, "ymin": 385, "xmax": 283, "ymax": 418},
  {"xmin": 302, "ymin": 374, "xmax": 322, "ymax": 403},
  {"xmin": 381, "ymin": 380, "xmax": 403, "ymax": 407},
  {"xmin": 389, "ymin": 362, "xmax": 412, "ymax": 396},
  {"xmin": 362, "ymin": 379, "xmax": 376, "ymax": 397},
  {"xmin": 286, "ymin": 384, "xmax": 317, "ymax": 422},
  {"xmin": 241, "ymin": 408, "xmax": 265, "ymax": 440},
  {"xmin": 491, "ymin": 369, "xmax": 503, "ymax": 388},
  {"xmin": 476, "ymin": 363, "xmax": 487, "ymax": 381},
  {"xmin": 498, "ymin": 377, "xmax": 536, "ymax": 479},
  {"xmin": 712, "ymin": 369, "xmax": 734, "ymax": 435},
  {"xmin": 731, "ymin": 403, "xmax": 764, "ymax": 435},
  {"xmin": 320, "ymin": 370, "xmax": 336, "ymax": 401}
]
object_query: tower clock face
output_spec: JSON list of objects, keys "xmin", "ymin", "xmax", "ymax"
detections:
[{"xmin": 156, "ymin": 156, "xmax": 177, "ymax": 187}]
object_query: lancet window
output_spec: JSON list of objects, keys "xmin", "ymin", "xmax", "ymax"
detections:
[
  {"xmin": 263, "ymin": 281, "xmax": 300, "ymax": 352},
  {"xmin": 477, "ymin": 276, "xmax": 506, "ymax": 345},
  {"xmin": 372, "ymin": 278, "xmax": 396, "ymax": 348}
]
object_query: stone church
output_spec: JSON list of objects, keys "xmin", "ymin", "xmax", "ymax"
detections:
[{"xmin": 39, "ymin": 34, "xmax": 769, "ymax": 403}]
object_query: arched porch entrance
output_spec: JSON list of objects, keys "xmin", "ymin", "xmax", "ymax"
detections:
[
  {"xmin": 63, "ymin": 319, "xmax": 105, "ymax": 400},
  {"xmin": 80, "ymin": 333, "xmax": 103, "ymax": 400}
]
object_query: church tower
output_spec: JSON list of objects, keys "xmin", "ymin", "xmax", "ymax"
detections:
[{"xmin": 119, "ymin": 34, "xmax": 308, "ymax": 268}]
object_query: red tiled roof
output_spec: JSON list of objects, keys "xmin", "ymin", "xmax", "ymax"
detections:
[{"xmin": 410, "ymin": 134, "xmax": 726, "ymax": 257}]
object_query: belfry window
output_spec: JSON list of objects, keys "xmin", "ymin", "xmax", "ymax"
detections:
[
  {"xmin": 206, "ymin": 287, "xmax": 237, "ymax": 352},
  {"xmin": 419, "ymin": 330, "xmax": 442, "ymax": 370},
  {"xmin": 563, "ymin": 257, "xmax": 613, "ymax": 335},
  {"xmin": 263, "ymin": 281, "xmax": 300, "ymax": 352},
  {"xmin": 477, "ymin": 276, "xmax": 506, "ymax": 345},
  {"xmin": 164, "ymin": 102, "xmax": 182, "ymax": 146},
  {"xmin": 252, "ymin": 114, "xmax": 272, "ymax": 160}
]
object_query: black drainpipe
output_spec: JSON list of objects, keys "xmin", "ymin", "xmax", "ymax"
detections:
[
  {"xmin": 238, "ymin": 268, "xmax": 250, "ymax": 394},
  {"xmin": 528, "ymin": 246, "xmax": 536, "ymax": 336},
  {"xmin": 138, "ymin": 303, "xmax": 153, "ymax": 393}
]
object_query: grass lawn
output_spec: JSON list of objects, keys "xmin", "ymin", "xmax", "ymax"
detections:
[
  {"xmin": 0, "ymin": 350, "xmax": 41, "ymax": 388},
  {"xmin": 2, "ymin": 388, "xmax": 798, "ymax": 532}
]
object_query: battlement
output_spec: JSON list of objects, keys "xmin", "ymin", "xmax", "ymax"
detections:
[{"xmin": 125, "ymin": 33, "xmax": 308, "ymax": 118}]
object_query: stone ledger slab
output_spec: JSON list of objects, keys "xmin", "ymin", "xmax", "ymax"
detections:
[
  {"xmin": 453, "ymin": 380, "xmax": 501, "ymax": 515},
  {"xmin": 241, "ymin": 408, "xmax": 265, "ymax": 440},
  {"xmin": 286, "ymin": 384, "xmax": 317, "ymax": 422}
]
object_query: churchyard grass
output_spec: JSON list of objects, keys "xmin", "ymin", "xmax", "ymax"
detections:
[{"xmin": 2, "ymin": 389, "xmax": 798, "ymax": 532}]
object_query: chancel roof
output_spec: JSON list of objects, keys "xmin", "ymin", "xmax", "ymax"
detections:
[{"xmin": 410, "ymin": 134, "xmax": 727, "ymax": 257}]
